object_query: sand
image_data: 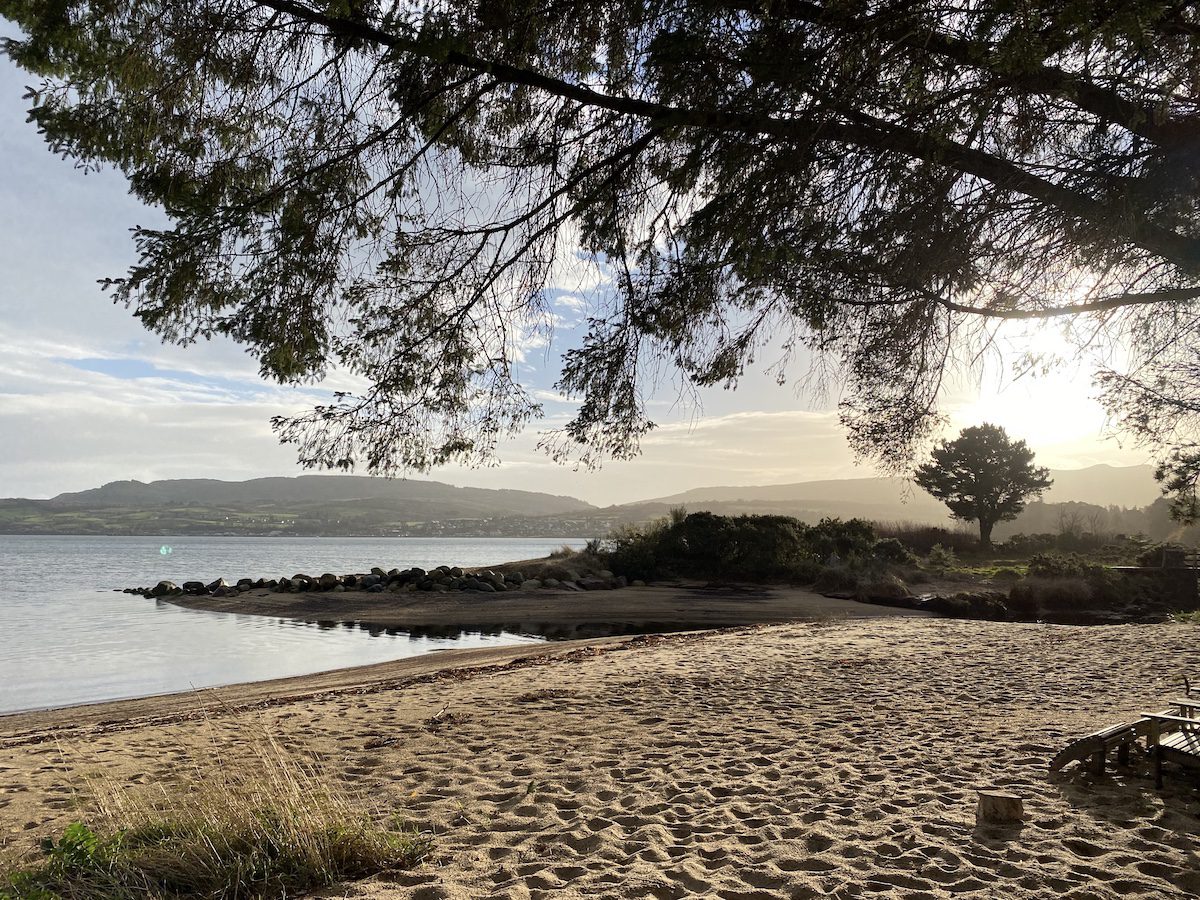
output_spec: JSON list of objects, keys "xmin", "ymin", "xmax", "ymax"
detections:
[
  {"xmin": 2, "ymin": 618, "xmax": 1199, "ymax": 899},
  {"xmin": 172, "ymin": 582, "xmax": 926, "ymax": 638}
]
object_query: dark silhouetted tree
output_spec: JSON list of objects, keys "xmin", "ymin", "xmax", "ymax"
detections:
[
  {"xmin": 914, "ymin": 424, "xmax": 1052, "ymax": 549},
  {"xmin": 2, "ymin": 2, "xmax": 1200, "ymax": 479}
]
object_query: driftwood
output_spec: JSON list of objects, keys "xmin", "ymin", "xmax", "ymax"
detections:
[{"xmin": 976, "ymin": 792, "xmax": 1024, "ymax": 825}]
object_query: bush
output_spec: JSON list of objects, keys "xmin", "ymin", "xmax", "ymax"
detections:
[
  {"xmin": 926, "ymin": 544, "xmax": 958, "ymax": 569},
  {"xmin": 602, "ymin": 512, "xmax": 877, "ymax": 582},
  {"xmin": 871, "ymin": 538, "xmax": 915, "ymax": 563},
  {"xmin": 1026, "ymin": 552, "xmax": 1105, "ymax": 579},
  {"xmin": 805, "ymin": 517, "xmax": 877, "ymax": 559}
]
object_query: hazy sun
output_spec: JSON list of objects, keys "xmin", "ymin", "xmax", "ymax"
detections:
[{"xmin": 948, "ymin": 322, "xmax": 1115, "ymax": 453}]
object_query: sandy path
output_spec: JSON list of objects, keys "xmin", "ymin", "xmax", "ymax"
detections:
[{"xmin": 3, "ymin": 619, "xmax": 1199, "ymax": 899}]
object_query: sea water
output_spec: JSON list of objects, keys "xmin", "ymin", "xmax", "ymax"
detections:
[{"xmin": 0, "ymin": 535, "xmax": 584, "ymax": 714}]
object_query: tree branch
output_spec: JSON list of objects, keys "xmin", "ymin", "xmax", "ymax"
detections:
[
  {"xmin": 251, "ymin": 0, "xmax": 1200, "ymax": 274},
  {"xmin": 751, "ymin": 0, "xmax": 1200, "ymax": 148}
]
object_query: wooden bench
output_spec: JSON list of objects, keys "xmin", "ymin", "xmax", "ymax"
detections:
[
  {"xmin": 1145, "ymin": 700, "xmax": 1200, "ymax": 788},
  {"xmin": 1052, "ymin": 680, "xmax": 1199, "ymax": 785},
  {"xmin": 1049, "ymin": 717, "xmax": 1156, "ymax": 775}
]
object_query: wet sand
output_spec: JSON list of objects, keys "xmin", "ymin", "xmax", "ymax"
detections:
[
  {"xmin": 172, "ymin": 581, "xmax": 923, "ymax": 639},
  {"xmin": 2, "ymin": 618, "xmax": 1198, "ymax": 899}
]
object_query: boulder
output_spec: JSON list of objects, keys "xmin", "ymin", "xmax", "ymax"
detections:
[
  {"xmin": 182, "ymin": 581, "xmax": 206, "ymax": 595},
  {"xmin": 206, "ymin": 577, "xmax": 229, "ymax": 592},
  {"xmin": 598, "ymin": 569, "xmax": 615, "ymax": 580},
  {"xmin": 151, "ymin": 580, "xmax": 180, "ymax": 597},
  {"xmin": 409, "ymin": 567, "xmax": 426, "ymax": 578},
  {"xmin": 367, "ymin": 583, "xmax": 385, "ymax": 593},
  {"xmin": 371, "ymin": 566, "xmax": 386, "ymax": 577},
  {"xmin": 449, "ymin": 566, "xmax": 463, "ymax": 577},
  {"xmin": 236, "ymin": 578, "xmax": 255, "ymax": 590},
  {"xmin": 578, "ymin": 577, "xmax": 611, "ymax": 591},
  {"xmin": 523, "ymin": 578, "xmax": 542, "ymax": 590},
  {"xmin": 361, "ymin": 574, "xmax": 382, "ymax": 589},
  {"xmin": 318, "ymin": 573, "xmax": 340, "ymax": 590},
  {"xmin": 543, "ymin": 578, "xmax": 561, "ymax": 588}
]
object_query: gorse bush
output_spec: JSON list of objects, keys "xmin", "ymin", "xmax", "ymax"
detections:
[
  {"xmin": 925, "ymin": 544, "xmax": 958, "ymax": 569},
  {"xmin": 1026, "ymin": 552, "xmax": 1106, "ymax": 579},
  {"xmin": 603, "ymin": 512, "xmax": 879, "ymax": 582},
  {"xmin": 0, "ymin": 724, "xmax": 429, "ymax": 900}
]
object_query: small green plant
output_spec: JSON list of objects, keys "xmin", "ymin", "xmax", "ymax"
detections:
[{"xmin": 926, "ymin": 544, "xmax": 958, "ymax": 569}]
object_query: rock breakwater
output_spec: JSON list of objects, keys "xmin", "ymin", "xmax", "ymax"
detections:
[{"xmin": 126, "ymin": 564, "xmax": 635, "ymax": 600}]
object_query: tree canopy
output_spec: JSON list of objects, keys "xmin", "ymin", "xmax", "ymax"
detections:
[
  {"xmin": 3, "ymin": 1, "xmax": 1200, "ymax": 482},
  {"xmin": 914, "ymin": 423, "xmax": 1052, "ymax": 548}
]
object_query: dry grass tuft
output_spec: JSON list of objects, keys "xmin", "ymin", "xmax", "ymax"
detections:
[{"xmin": 1, "ymin": 718, "xmax": 429, "ymax": 899}]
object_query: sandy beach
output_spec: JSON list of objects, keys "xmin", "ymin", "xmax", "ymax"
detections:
[{"xmin": 2, "ymin": 613, "xmax": 1198, "ymax": 899}]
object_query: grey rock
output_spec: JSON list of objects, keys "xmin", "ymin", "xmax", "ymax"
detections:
[{"xmin": 151, "ymin": 580, "xmax": 180, "ymax": 597}]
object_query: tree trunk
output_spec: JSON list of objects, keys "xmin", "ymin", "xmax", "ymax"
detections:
[{"xmin": 979, "ymin": 519, "xmax": 994, "ymax": 550}]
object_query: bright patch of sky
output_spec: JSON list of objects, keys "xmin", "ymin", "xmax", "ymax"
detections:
[{"xmin": 0, "ymin": 22, "xmax": 1150, "ymax": 504}]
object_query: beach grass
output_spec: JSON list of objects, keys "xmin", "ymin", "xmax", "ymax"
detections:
[{"xmin": 0, "ymin": 721, "xmax": 429, "ymax": 899}]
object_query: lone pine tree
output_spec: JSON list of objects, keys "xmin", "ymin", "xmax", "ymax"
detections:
[{"xmin": 914, "ymin": 424, "xmax": 1053, "ymax": 549}]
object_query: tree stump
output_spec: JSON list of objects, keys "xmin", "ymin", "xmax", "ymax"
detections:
[{"xmin": 976, "ymin": 791, "xmax": 1024, "ymax": 826}]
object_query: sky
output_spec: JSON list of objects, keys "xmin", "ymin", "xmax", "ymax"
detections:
[{"xmin": 0, "ymin": 31, "xmax": 1152, "ymax": 505}]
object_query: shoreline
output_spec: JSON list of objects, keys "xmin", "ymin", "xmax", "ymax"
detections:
[
  {"xmin": 3, "ymin": 617, "xmax": 1197, "ymax": 899},
  {"xmin": 2, "ymin": 582, "xmax": 923, "ymax": 723},
  {"xmin": 169, "ymin": 580, "xmax": 928, "ymax": 634},
  {"xmin": 0, "ymin": 631, "xmax": 654, "ymax": 740}
]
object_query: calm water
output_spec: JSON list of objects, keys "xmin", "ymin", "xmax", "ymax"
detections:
[{"xmin": 0, "ymin": 536, "xmax": 586, "ymax": 715}]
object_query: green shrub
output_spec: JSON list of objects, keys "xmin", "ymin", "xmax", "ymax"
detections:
[
  {"xmin": 871, "ymin": 538, "xmax": 914, "ymax": 564},
  {"xmin": 601, "ymin": 512, "xmax": 890, "ymax": 584},
  {"xmin": 1026, "ymin": 552, "xmax": 1106, "ymax": 579},
  {"xmin": 926, "ymin": 544, "xmax": 957, "ymax": 569},
  {"xmin": 806, "ymin": 518, "xmax": 876, "ymax": 559}
]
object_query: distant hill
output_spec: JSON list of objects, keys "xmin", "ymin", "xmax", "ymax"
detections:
[
  {"xmin": 0, "ymin": 464, "xmax": 1162, "ymax": 538},
  {"xmin": 633, "ymin": 464, "xmax": 1160, "ymax": 526},
  {"xmin": 46, "ymin": 476, "xmax": 591, "ymax": 517},
  {"xmin": 0, "ymin": 476, "xmax": 595, "ymax": 536}
]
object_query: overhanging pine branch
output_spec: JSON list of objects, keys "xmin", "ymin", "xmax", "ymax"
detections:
[
  {"xmin": 252, "ymin": 0, "xmax": 1200, "ymax": 273},
  {"xmin": 749, "ymin": 0, "xmax": 1200, "ymax": 148}
]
